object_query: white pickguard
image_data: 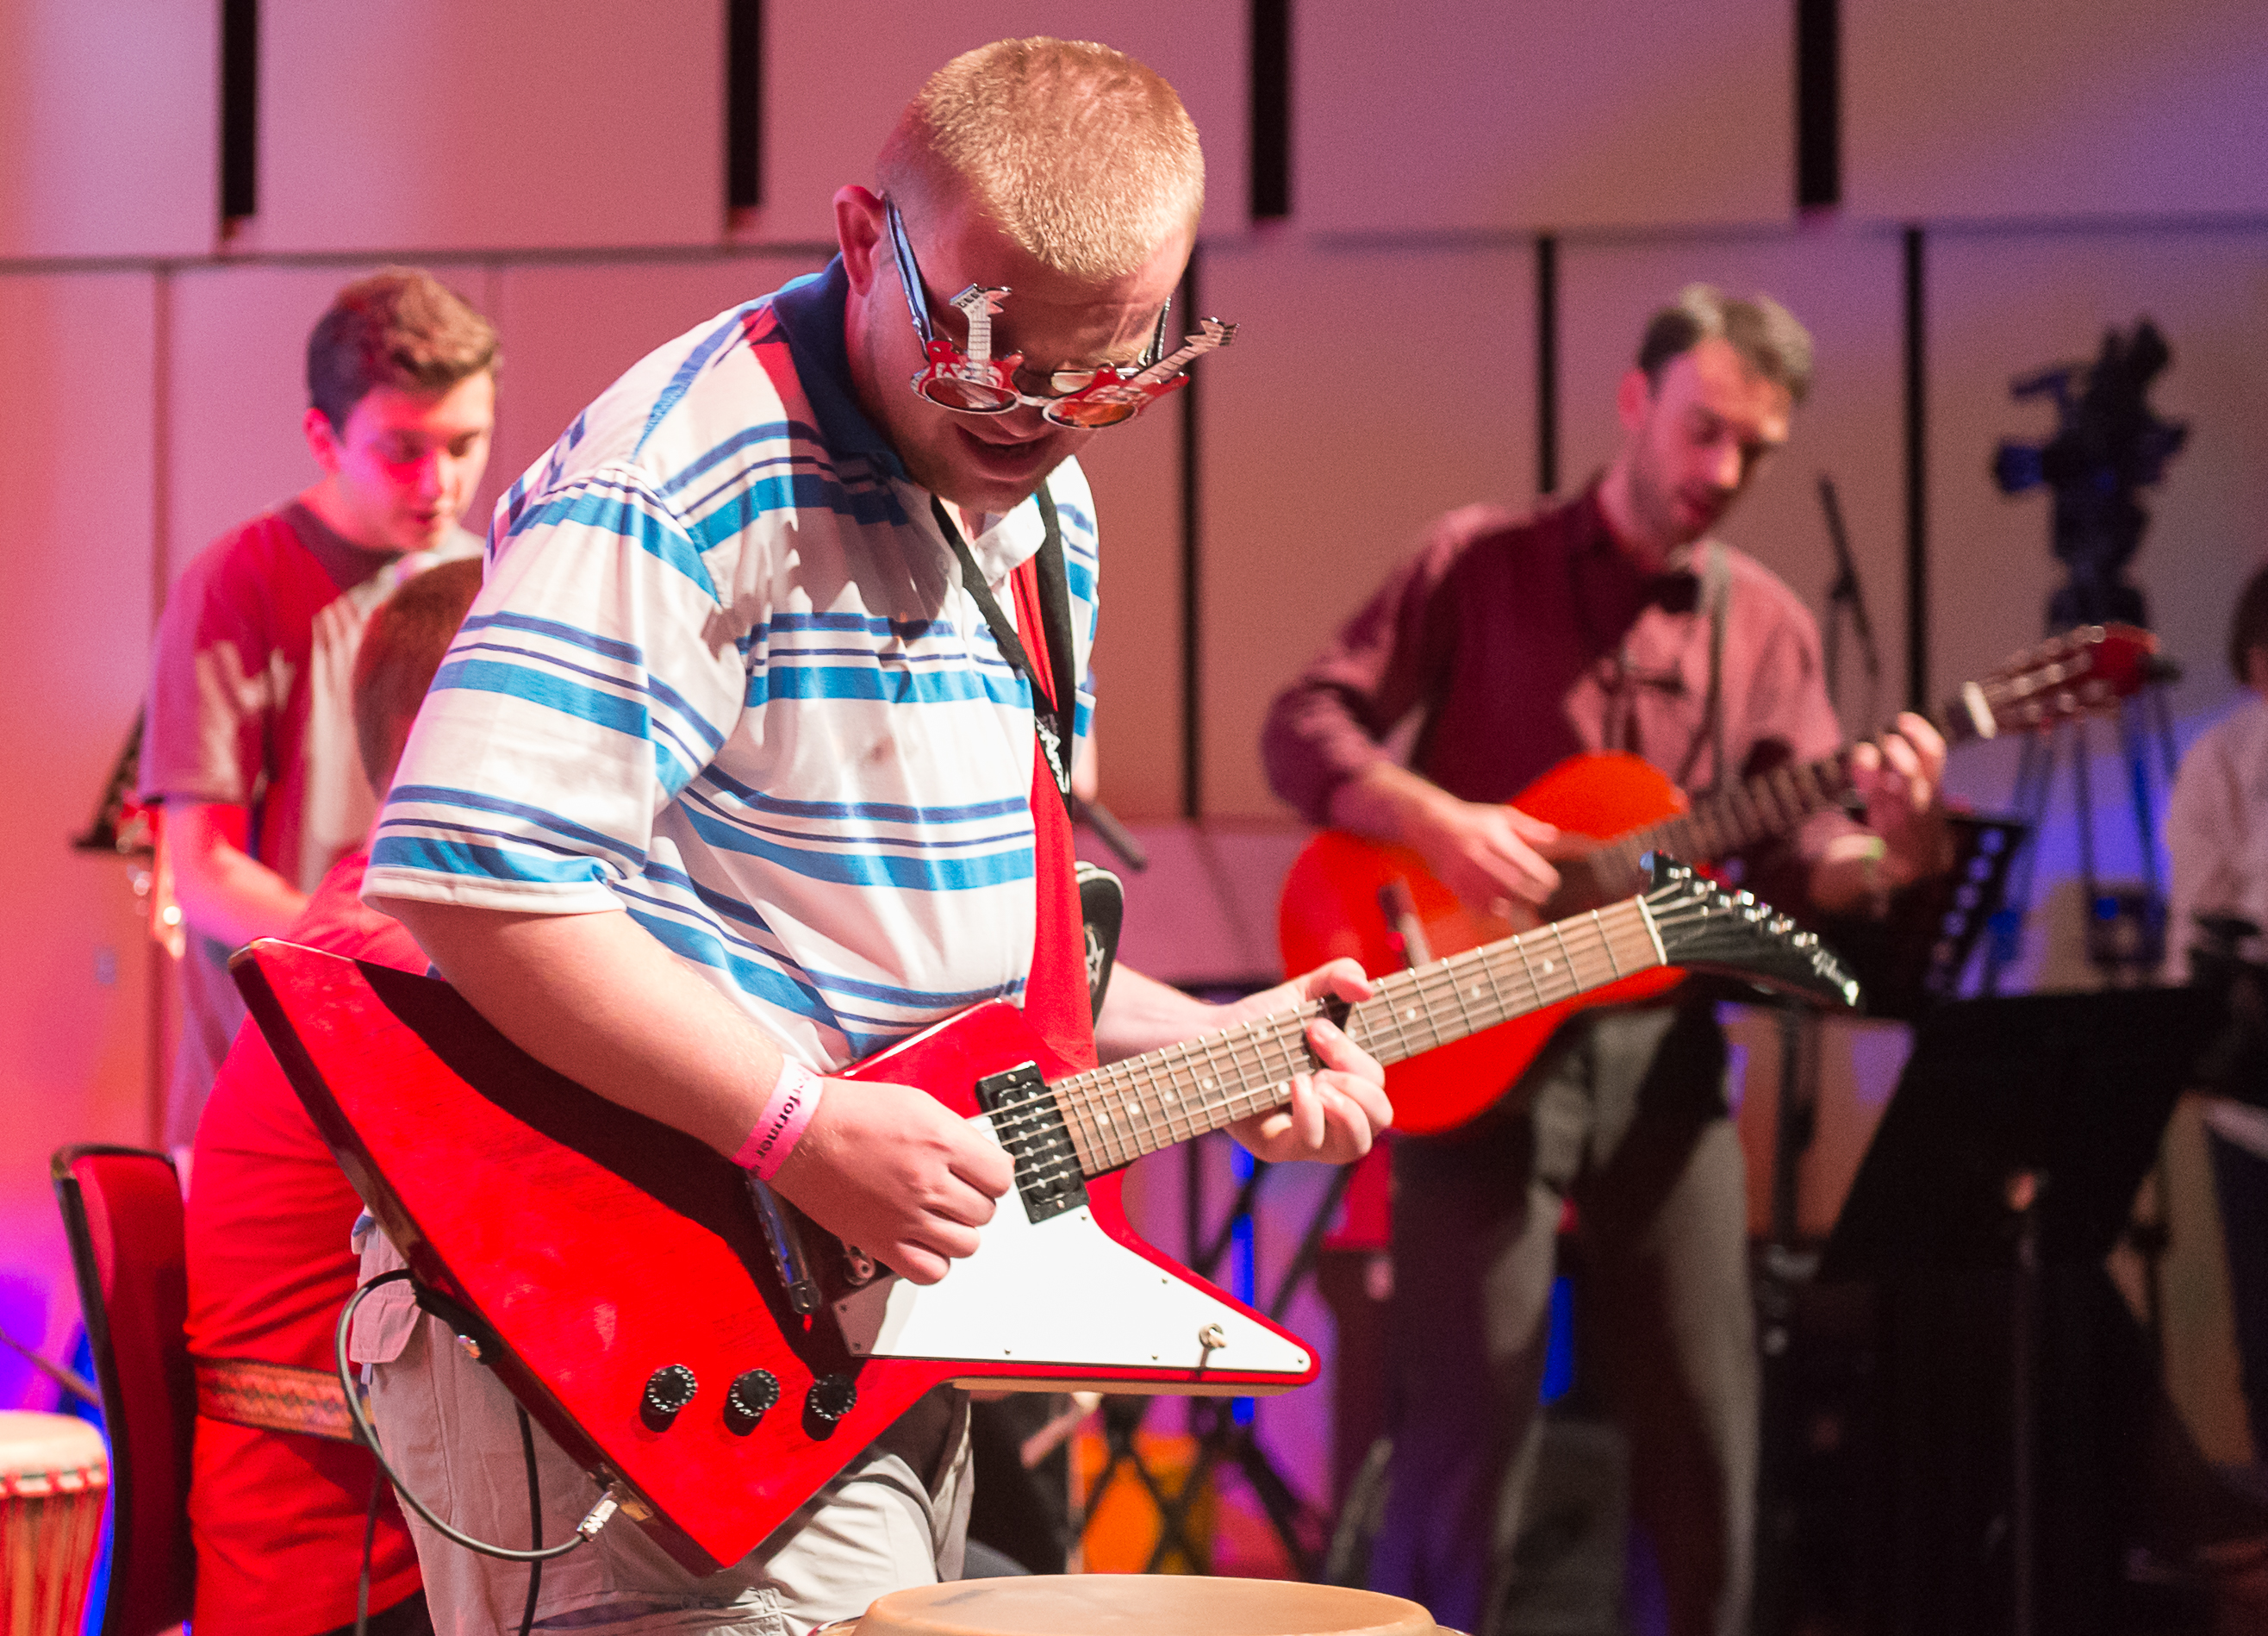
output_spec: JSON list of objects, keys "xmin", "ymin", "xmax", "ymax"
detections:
[{"xmin": 832, "ymin": 1114, "xmax": 1312, "ymax": 1389}]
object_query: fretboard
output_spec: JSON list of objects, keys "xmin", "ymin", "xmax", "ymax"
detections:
[
  {"xmin": 1573, "ymin": 676, "xmax": 2020, "ymax": 883},
  {"xmin": 1027, "ymin": 898, "xmax": 1666, "ymax": 1180}
]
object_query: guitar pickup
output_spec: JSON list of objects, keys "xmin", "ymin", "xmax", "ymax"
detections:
[{"xmin": 975, "ymin": 1061, "xmax": 1088, "ymax": 1224}]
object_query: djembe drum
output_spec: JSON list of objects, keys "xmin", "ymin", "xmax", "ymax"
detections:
[
  {"xmin": 0, "ymin": 1412, "xmax": 109, "ymax": 1636},
  {"xmin": 814, "ymin": 1574, "xmax": 1460, "ymax": 1636}
]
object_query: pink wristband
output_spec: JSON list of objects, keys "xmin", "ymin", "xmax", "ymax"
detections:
[{"xmin": 732, "ymin": 1059, "xmax": 826, "ymax": 1180}]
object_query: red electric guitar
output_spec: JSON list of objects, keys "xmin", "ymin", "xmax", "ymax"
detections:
[
  {"xmin": 234, "ymin": 857, "xmax": 1850, "ymax": 1575},
  {"xmin": 1278, "ymin": 622, "xmax": 2167, "ymax": 1136}
]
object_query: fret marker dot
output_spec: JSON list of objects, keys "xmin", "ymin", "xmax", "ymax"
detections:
[
  {"xmin": 1404, "ymin": 1008, "xmax": 1418, "ymax": 1021},
  {"xmin": 1124, "ymin": 1100, "xmax": 1138, "ymax": 1117},
  {"xmin": 1098, "ymin": 1112, "xmax": 1112, "ymax": 1126},
  {"xmin": 1540, "ymin": 959, "xmax": 1555, "ymax": 973},
  {"xmin": 1200, "ymin": 1078, "xmax": 1214, "ymax": 1090}
]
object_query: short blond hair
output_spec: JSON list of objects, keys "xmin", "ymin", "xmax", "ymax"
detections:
[{"xmin": 878, "ymin": 38, "xmax": 1204, "ymax": 282}]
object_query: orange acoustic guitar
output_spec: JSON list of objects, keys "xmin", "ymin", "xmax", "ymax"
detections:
[{"xmin": 1277, "ymin": 623, "xmax": 2166, "ymax": 1135}]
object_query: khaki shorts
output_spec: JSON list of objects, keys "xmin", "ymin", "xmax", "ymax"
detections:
[{"xmin": 352, "ymin": 1222, "xmax": 970, "ymax": 1635}]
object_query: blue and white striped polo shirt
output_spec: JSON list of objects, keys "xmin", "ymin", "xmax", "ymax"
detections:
[{"xmin": 364, "ymin": 260, "xmax": 1100, "ymax": 1071}]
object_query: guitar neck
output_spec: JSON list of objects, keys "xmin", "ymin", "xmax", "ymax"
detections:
[
  {"xmin": 1604, "ymin": 684, "xmax": 2005, "ymax": 869},
  {"xmin": 1043, "ymin": 898, "xmax": 1666, "ymax": 1178}
]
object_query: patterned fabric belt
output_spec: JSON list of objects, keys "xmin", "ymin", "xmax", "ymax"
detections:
[{"xmin": 195, "ymin": 1358, "xmax": 364, "ymax": 1445}]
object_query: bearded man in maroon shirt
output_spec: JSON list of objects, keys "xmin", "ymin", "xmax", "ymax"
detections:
[{"xmin": 1262, "ymin": 286, "xmax": 1952, "ymax": 1636}]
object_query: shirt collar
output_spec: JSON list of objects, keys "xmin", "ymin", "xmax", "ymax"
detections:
[
  {"xmin": 1568, "ymin": 478, "xmax": 1704, "ymax": 612},
  {"xmin": 767, "ymin": 257, "xmax": 906, "ymax": 480},
  {"xmin": 770, "ymin": 255, "xmax": 1054, "ymax": 579}
]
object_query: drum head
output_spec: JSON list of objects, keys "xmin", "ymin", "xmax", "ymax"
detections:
[
  {"xmin": 0, "ymin": 1411, "xmax": 108, "ymax": 1491},
  {"xmin": 853, "ymin": 1575, "xmax": 1442, "ymax": 1636}
]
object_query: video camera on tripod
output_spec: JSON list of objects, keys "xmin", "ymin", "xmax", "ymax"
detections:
[{"xmin": 1991, "ymin": 317, "xmax": 2188, "ymax": 633}]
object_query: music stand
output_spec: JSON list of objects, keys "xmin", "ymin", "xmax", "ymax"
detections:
[
  {"xmin": 1815, "ymin": 987, "xmax": 2217, "ymax": 1636},
  {"xmin": 1820, "ymin": 987, "xmax": 2214, "ymax": 1283}
]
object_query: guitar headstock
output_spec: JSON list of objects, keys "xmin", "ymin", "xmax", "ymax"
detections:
[
  {"xmin": 1955, "ymin": 623, "xmax": 2173, "ymax": 740},
  {"xmin": 1639, "ymin": 855, "xmax": 1860, "ymax": 1010}
]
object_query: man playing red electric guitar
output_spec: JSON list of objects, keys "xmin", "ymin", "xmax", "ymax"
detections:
[
  {"xmin": 1262, "ymin": 287, "xmax": 1952, "ymax": 1636},
  {"xmin": 352, "ymin": 39, "xmax": 1388, "ymax": 1636}
]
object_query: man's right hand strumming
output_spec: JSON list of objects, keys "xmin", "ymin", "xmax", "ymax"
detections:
[
  {"xmin": 1330, "ymin": 761, "xmax": 1562, "ymax": 921},
  {"xmin": 772, "ymin": 1079, "xmax": 1012, "ymax": 1287}
]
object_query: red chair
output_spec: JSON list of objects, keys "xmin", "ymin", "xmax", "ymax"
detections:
[{"xmin": 52, "ymin": 1145, "xmax": 196, "ymax": 1636}]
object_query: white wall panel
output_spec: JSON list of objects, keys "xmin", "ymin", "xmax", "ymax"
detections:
[
  {"xmin": 1927, "ymin": 227, "xmax": 2268, "ymax": 989},
  {"xmin": 1847, "ymin": 0, "xmax": 2268, "ymax": 223},
  {"xmin": 1074, "ymin": 397, "xmax": 1184, "ymax": 821},
  {"xmin": 1298, "ymin": 1, "xmax": 1791, "ymax": 234},
  {"xmin": 490, "ymin": 255, "xmax": 827, "ymax": 499},
  {"xmin": 0, "ymin": 1, "xmax": 217, "ymax": 258},
  {"xmin": 0, "ymin": 272, "xmax": 162, "ymax": 1393},
  {"xmin": 1199, "ymin": 237, "xmax": 1536, "ymax": 821},
  {"xmin": 760, "ymin": 7, "xmax": 1248, "ymax": 247},
  {"xmin": 259, "ymin": 3, "xmax": 722, "ymax": 254},
  {"xmin": 1558, "ymin": 229, "xmax": 1910, "ymax": 733}
]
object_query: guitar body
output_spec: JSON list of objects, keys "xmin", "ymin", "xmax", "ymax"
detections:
[
  {"xmin": 1280, "ymin": 625, "xmax": 2170, "ymax": 1136},
  {"xmin": 1278, "ymin": 752, "xmax": 1690, "ymax": 1135},
  {"xmin": 234, "ymin": 943, "xmax": 1314, "ymax": 1576}
]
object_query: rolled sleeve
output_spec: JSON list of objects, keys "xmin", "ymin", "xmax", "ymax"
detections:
[{"xmin": 141, "ymin": 546, "xmax": 274, "ymax": 810}]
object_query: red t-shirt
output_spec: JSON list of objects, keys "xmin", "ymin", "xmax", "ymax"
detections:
[{"xmin": 184, "ymin": 851, "xmax": 426, "ymax": 1635}]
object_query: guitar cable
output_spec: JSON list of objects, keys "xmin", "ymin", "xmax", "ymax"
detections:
[{"xmin": 333, "ymin": 1271, "xmax": 615, "ymax": 1570}]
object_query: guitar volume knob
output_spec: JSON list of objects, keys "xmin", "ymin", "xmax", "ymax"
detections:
[
  {"xmin": 806, "ymin": 1373, "xmax": 857, "ymax": 1426},
  {"xmin": 725, "ymin": 1369, "xmax": 781, "ymax": 1434},
  {"xmin": 644, "ymin": 1361, "xmax": 694, "ymax": 1415}
]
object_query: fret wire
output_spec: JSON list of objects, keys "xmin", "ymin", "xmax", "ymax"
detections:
[
  {"xmin": 1792, "ymin": 759, "xmax": 1829, "ymax": 809},
  {"xmin": 1752, "ymin": 775, "xmax": 1787, "ymax": 834},
  {"xmin": 1770, "ymin": 764, "xmax": 1805, "ymax": 823},
  {"xmin": 1547, "ymin": 920, "xmax": 1584, "ymax": 995},
  {"xmin": 1132, "ymin": 1056, "xmax": 1172, "ymax": 1156},
  {"xmin": 1405, "ymin": 963, "xmax": 1450, "ymax": 1053},
  {"xmin": 1451, "ymin": 939, "xmax": 1505, "ymax": 1025},
  {"xmin": 1071, "ymin": 1072, "xmax": 1122, "ymax": 1171},
  {"xmin": 1110, "ymin": 1058, "xmax": 1154, "ymax": 1160},
  {"xmin": 1377, "ymin": 968, "xmax": 1419, "ymax": 1060},
  {"xmin": 1476, "ymin": 940, "xmax": 1514, "ymax": 1027},
  {"xmin": 1100, "ymin": 1063, "xmax": 1136, "ymax": 1168},
  {"xmin": 1435, "ymin": 951, "xmax": 1481, "ymax": 1041},
  {"xmin": 1161, "ymin": 1043, "xmax": 1199, "ymax": 1145},
  {"xmin": 1588, "ymin": 909, "xmax": 1623, "ymax": 978},
  {"xmin": 1512, "ymin": 928, "xmax": 1548, "ymax": 1014},
  {"xmin": 1720, "ymin": 785, "xmax": 1754, "ymax": 849}
]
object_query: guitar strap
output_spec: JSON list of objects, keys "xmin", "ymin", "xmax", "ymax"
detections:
[
  {"xmin": 933, "ymin": 489, "xmax": 1105, "ymax": 1067},
  {"xmin": 933, "ymin": 491, "xmax": 1076, "ymax": 803},
  {"xmin": 1676, "ymin": 541, "xmax": 1733, "ymax": 793}
]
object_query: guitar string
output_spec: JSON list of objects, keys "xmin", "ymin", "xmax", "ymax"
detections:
[
  {"xmin": 979, "ymin": 889, "xmax": 1760, "ymax": 1186},
  {"xmin": 1611, "ymin": 645, "xmax": 2109, "ymax": 867},
  {"xmin": 974, "ymin": 882, "xmax": 1816, "ymax": 1215},
  {"xmin": 1002, "ymin": 898, "xmax": 1677, "ymax": 1178}
]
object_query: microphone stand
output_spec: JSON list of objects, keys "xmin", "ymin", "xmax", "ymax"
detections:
[
  {"xmin": 1817, "ymin": 474, "xmax": 1882, "ymax": 718},
  {"xmin": 1757, "ymin": 474, "xmax": 1887, "ymax": 1634}
]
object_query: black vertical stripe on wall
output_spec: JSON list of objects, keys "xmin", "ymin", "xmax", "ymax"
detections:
[
  {"xmin": 219, "ymin": 0, "xmax": 258, "ymax": 219},
  {"xmin": 726, "ymin": 0, "xmax": 763, "ymax": 211},
  {"xmin": 1179, "ymin": 251, "xmax": 1206, "ymax": 820},
  {"xmin": 1903, "ymin": 226, "xmax": 1928, "ymax": 715},
  {"xmin": 1536, "ymin": 234, "xmax": 1559, "ymax": 497},
  {"xmin": 1795, "ymin": 0, "xmax": 1841, "ymax": 209},
  {"xmin": 1250, "ymin": 0, "xmax": 1292, "ymax": 220}
]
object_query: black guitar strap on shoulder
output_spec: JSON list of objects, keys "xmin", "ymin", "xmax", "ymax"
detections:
[
  {"xmin": 931, "ymin": 487, "xmax": 1124, "ymax": 1017},
  {"xmin": 932, "ymin": 487, "xmax": 1078, "ymax": 808},
  {"xmin": 1677, "ymin": 540, "xmax": 1734, "ymax": 794}
]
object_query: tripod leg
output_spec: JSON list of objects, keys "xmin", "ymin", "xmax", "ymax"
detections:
[{"xmin": 1986, "ymin": 729, "xmax": 2059, "ymax": 994}]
